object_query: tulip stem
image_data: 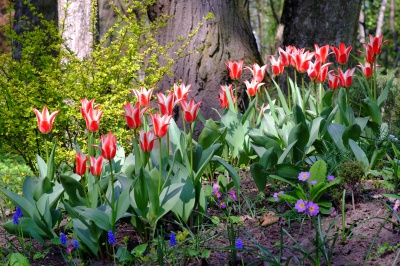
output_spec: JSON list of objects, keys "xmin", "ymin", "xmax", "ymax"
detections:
[
  {"xmin": 286, "ymin": 71, "xmax": 291, "ymax": 110},
  {"xmin": 133, "ymin": 129, "xmax": 141, "ymax": 174},
  {"xmin": 109, "ymin": 160, "xmax": 116, "ymax": 231},
  {"xmin": 189, "ymin": 124, "xmax": 194, "ymax": 182},
  {"xmin": 88, "ymin": 132, "xmax": 95, "ymax": 157},
  {"xmin": 158, "ymin": 138, "xmax": 162, "ymax": 195}
]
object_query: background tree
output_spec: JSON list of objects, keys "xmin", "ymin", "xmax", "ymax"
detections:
[
  {"xmin": 277, "ymin": 0, "xmax": 362, "ymax": 50},
  {"xmin": 148, "ymin": 0, "xmax": 263, "ymax": 131}
]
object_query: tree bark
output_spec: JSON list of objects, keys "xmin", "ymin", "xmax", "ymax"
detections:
[
  {"xmin": 58, "ymin": 0, "xmax": 94, "ymax": 59},
  {"xmin": 376, "ymin": 0, "xmax": 388, "ymax": 37},
  {"xmin": 278, "ymin": 0, "xmax": 362, "ymax": 49},
  {"xmin": 148, "ymin": 0, "xmax": 262, "ymax": 134}
]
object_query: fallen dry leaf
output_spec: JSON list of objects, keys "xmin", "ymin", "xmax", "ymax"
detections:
[{"xmin": 260, "ymin": 211, "xmax": 280, "ymax": 227}]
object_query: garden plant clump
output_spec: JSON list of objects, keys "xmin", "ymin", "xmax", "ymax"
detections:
[{"xmin": 1, "ymin": 2, "xmax": 400, "ymax": 266}]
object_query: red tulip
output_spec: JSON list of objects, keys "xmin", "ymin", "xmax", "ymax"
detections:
[
  {"xmin": 100, "ymin": 132, "xmax": 117, "ymax": 160},
  {"xmin": 244, "ymin": 79, "xmax": 264, "ymax": 97},
  {"xmin": 181, "ymin": 99, "xmax": 202, "ymax": 123},
  {"xmin": 330, "ymin": 43, "xmax": 352, "ymax": 65},
  {"xmin": 286, "ymin": 45, "xmax": 299, "ymax": 67},
  {"xmin": 278, "ymin": 47, "xmax": 290, "ymax": 67},
  {"xmin": 133, "ymin": 87, "xmax": 154, "ymax": 107},
  {"xmin": 139, "ymin": 130, "xmax": 157, "ymax": 152},
  {"xmin": 75, "ymin": 153, "xmax": 87, "ymax": 175},
  {"xmin": 307, "ymin": 60, "xmax": 332, "ymax": 82},
  {"xmin": 173, "ymin": 83, "xmax": 192, "ymax": 102},
  {"xmin": 358, "ymin": 62, "xmax": 373, "ymax": 78},
  {"xmin": 217, "ymin": 85, "xmax": 235, "ymax": 109},
  {"xmin": 225, "ymin": 60, "xmax": 244, "ymax": 80},
  {"xmin": 269, "ymin": 55, "xmax": 285, "ymax": 76},
  {"xmin": 90, "ymin": 156, "xmax": 103, "ymax": 176},
  {"xmin": 361, "ymin": 34, "xmax": 390, "ymax": 60},
  {"xmin": 328, "ymin": 71, "xmax": 340, "ymax": 90},
  {"xmin": 82, "ymin": 105, "xmax": 103, "ymax": 132},
  {"xmin": 314, "ymin": 44, "xmax": 330, "ymax": 64},
  {"xmin": 121, "ymin": 102, "xmax": 148, "ymax": 129},
  {"xmin": 32, "ymin": 106, "xmax": 60, "ymax": 134},
  {"xmin": 150, "ymin": 113, "xmax": 172, "ymax": 138},
  {"xmin": 292, "ymin": 48, "xmax": 315, "ymax": 73},
  {"xmin": 338, "ymin": 68, "xmax": 356, "ymax": 88},
  {"xmin": 157, "ymin": 93, "xmax": 179, "ymax": 116},
  {"xmin": 79, "ymin": 98, "xmax": 100, "ymax": 117},
  {"xmin": 245, "ymin": 63, "xmax": 268, "ymax": 82}
]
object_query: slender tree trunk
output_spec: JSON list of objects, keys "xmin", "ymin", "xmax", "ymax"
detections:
[
  {"xmin": 149, "ymin": 0, "xmax": 262, "ymax": 134},
  {"xmin": 376, "ymin": 0, "xmax": 388, "ymax": 37},
  {"xmin": 359, "ymin": 7, "xmax": 366, "ymax": 43},
  {"xmin": 390, "ymin": 0, "xmax": 399, "ymax": 68},
  {"xmin": 58, "ymin": 0, "xmax": 94, "ymax": 59}
]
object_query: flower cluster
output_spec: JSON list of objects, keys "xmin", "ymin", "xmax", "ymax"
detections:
[
  {"xmin": 295, "ymin": 199, "xmax": 319, "ymax": 216},
  {"xmin": 108, "ymin": 230, "xmax": 116, "ymax": 245},
  {"xmin": 211, "ymin": 182, "xmax": 238, "ymax": 209},
  {"xmin": 60, "ymin": 233, "xmax": 79, "ymax": 254},
  {"xmin": 170, "ymin": 232, "xmax": 177, "ymax": 247}
]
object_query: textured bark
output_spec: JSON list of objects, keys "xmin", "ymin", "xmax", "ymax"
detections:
[
  {"xmin": 13, "ymin": 0, "xmax": 58, "ymax": 59},
  {"xmin": 376, "ymin": 0, "xmax": 388, "ymax": 37},
  {"xmin": 149, "ymin": 0, "xmax": 262, "ymax": 133},
  {"xmin": 58, "ymin": 0, "xmax": 93, "ymax": 59},
  {"xmin": 278, "ymin": 0, "xmax": 362, "ymax": 49}
]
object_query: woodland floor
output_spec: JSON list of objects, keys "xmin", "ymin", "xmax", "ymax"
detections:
[{"xmin": 1, "ymin": 172, "xmax": 400, "ymax": 266}]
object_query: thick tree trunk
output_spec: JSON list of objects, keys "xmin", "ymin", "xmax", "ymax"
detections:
[
  {"xmin": 278, "ymin": 0, "xmax": 362, "ymax": 49},
  {"xmin": 58, "ymin": 0, "xmax": 94, "ymax": 59},
  {"xmin": 13, "ymin": 0, "xmax": 58, "ymax": 59},
  {"xmin": 149, "ymin": 0, "xmax": 262, "ymax": 134}
]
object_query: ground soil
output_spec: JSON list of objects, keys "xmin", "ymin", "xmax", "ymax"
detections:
[{"xmin": 1, "ymin": 173, "xmax": 400, "ymax": 266}]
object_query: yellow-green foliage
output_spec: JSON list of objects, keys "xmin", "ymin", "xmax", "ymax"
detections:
[{"xmin": 0, "ymin": 0, "xmax": 176, "ymax": 172}]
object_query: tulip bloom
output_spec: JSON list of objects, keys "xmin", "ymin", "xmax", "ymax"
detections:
[
  {"xmin": 217, "ymin": 85, "xmax": 235, "ymax": 109},
  {"xmin": 225, "ymin": 60, "xmax": 244, "ymax": 80},
  {"xmin": 314, "ymin": 44, "xmax": 330, "ymax": 64},
  {"xmin": 292, "ymin": 48, "xmax": 314, "ymax": 73},
  {"xmin": 328, "ymin": 71, "xmax": 340, "ymax": 90},
  {"xmin": 361, "ymin": 34, "xmax": 390, "ymax": 62},
  {"xmin": 82, "ymin": 105, "xmax": 104, "ymax": 132},
  {"xmin": 90, "ymin": 156, "xmax": 103, "ymax": 176},
  {"xmin": 139, "ymin": 130, "xmax": 157, "ymax": 152},
  {"xmin": 100, "ymin": 131, "xmax": 117, "ymax": 160},
  {"xmin": 338, "ymin": 68, "xmax": 356, "ymax": 88},
  {"xmin": 133, "ymin": 87, "xmax": 154, "ymax": 107},
  {"xmin": 173, "ymin": 83, "xmax": 191, "ymax": 102},
  {"xmin": 150, "ymin": 113, "xmax": 172, "ymax": 138},
  {"xmin": 307, "ymin": 60, "xmax": 332, "ymax": 82},
  {"xmin": 32, "ymin": 106, "xmax": 60, "ymax": 134},
  {"xmin": 244, "ymin": 79, "xmax": 264, "ymax": 97},
  {"xmin": 79, "ymin": 98, "xmax": 99, "ymax": 117},
  {"xmin": 181, "ymin": 99, "xmax": 202, "ymax": 123},
  {"xmin": 157, "ymin": 93, "xmax": 179, "ymax": 116},
  {"xmin": 331, "ymin": 43, "xmax": 352, "ymax": 65},
  {"xmin": 358, "ymin": 62, "xmax": 373, "ymax": 78},
  {"xmin": 121, "ymin": 102, "xmax": 148, "ymax": 129},
  {"xmin": 278, "ymin": 47, "xmax": 290, "ymax": 67},
  {"xmin": 269, "ymin": 55, "xmax": 284, "ymax": 76},
  {"xmin": 245, "ymin": 63, "xmax": 268, "ymax": 82},
  {"xmin": 75, "ymin": 153, "xmax": 87, "ymax": 175}
]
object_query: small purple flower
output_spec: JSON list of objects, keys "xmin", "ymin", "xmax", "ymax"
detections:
[
  {"xmin": 170, "ymin": 232, "xmax": 177, "ymax": 246},
  {"xmin": 298, "ymin": 172, "xmax": 310, "ymax": 181},
  {"xmin": 212, "ymin": 183, "xmax": 222, "ymax": 198},
  {"xmin": 327, "ymin": 175, "xmax": 335, "ymax": 182},
  {"xmin": 235, "ymin": 238, "xmax": 243, "ymax": 249},
  {"xmin": 12, "ymin": 206, "xmax": 23, "ymax": 225},
  {"xmin": 72, "ymin": 239, "xmax": 79, "ymax": 249},
  {"xmin": 330, "ymin": 207, "xmax": 338, "ymax": 218},
  {"xmin": 306, "ymin": 202, "xmax": 319, "ymax": 216},
  {"xmin": 228, "ymin": 189, "xmax": 237, "ymax": 201},
  {"xmin": 217, "ymin": 200, "xmax": 226, "ymax": 209},
  {"xmin": 60, "ymin": 233, "xmax": 68, "ymax": 245},
  {"xmin": 273, "ymin": 190, "xmax": 284, "ymax": 202},
  {"xmin": 295, "ymin": 199, "xmax": 307, "ymax": 213},
  {"xmin": 108, "ymin": 230, "xmax": 116, "ymax": 245},
  {"xmin": 308, "ymin": 180, "xmax": 317, "ymax": 185},
  {"xmin": 394, "ymin": 200, "xmax": 400, "ymax": 212}
]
